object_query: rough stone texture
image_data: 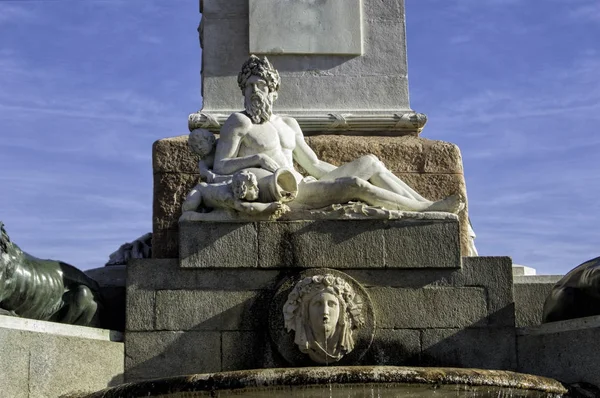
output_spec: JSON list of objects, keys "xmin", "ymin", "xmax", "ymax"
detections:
[
  {"xmin": 514, "ymin": 280, "xmax": 558, "ymax": 327},
  {"xmin": 155, "ymin": 290, "xmax": 265, "ymax": 331},
  {"xmin": 517, "ymin": 316, "xmax": 600, "ymax": 386},
  {"xmin": 125, "ymin": 331, "xmax": 221, "ymax": 382},
  {"xmin": 304, "ymin": 135, "xmax": 464, "ymax": 174},
  {"xmin": 152, "ymin": 135, "xmax": 470, "ymax": 259},
  {"xmin": 180, "ymin": 219, "xmax": 461, "ymax": 269},
  {"xmin": 422, "ymin": 328, "xmax": 517, "ymax": 371},
  {"xmin": 151, "ymin": 228, "xmax": 179, "ymax": 259},
  {"xmin": 128, "ymin": 259, "xmax": 281, "ymax": 291},
  {"xmin": 153, "ymin": 172, "xmax": 198, "ymax": 231},
  {"xmin": 125, "ymin": 256, "xmax": 517, "ymax": 379},
  {"xmin": 360, "ymin": 329, "xmax": 421, "ymax": 366},
  {"xmin": 200, "ymin": 0, "xmax": 411, "ymax": 112},
  {"xmin": 454, "ymin": 257, "xmax": 515, "ymax": 328},
  {"xmin": 0, "ymin": 317, "xmax": 123, "ymax": 398},
  {"xmin": 370, "ymin": 287, "xmax": 488, "ymax": 329},
  {"xmin": 179, "ymin": 222, "xmax": 258, "ymax": 268},
  {"xmin": 152, "ymin": 135, "xmax": 463, "ymax": 175},
  {"xmin": 222, "ymin": 331, "xmax": 267, "ymax": 371},
  {"xmin": 0, "ymin": 329, "xmax": 29, "ymax": 398},
  {"xmin": 125, "ymin": 289, "xmax": 155, "ymax": 332}
]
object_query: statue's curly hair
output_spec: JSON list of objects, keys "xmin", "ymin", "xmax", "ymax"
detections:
[
  {"xmin": 237, "ymin": 55, "xmax": 281, "ymax": 96},
  {"xmin": 283, "ymin": 274, "xmax": 365, "ymax": 332}
]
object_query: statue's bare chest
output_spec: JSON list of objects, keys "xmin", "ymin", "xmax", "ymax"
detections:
[{"xmin": 241, "ymin": 121, "xmax": 296, "ymax": 152}]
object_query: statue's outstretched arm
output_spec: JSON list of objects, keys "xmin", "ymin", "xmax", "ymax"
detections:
[
  {"xmin": 284, "ymin": 117, "xmax": 336, "ymax": 179},
  {"xmin": 233, "ymin": 200, "xmax": 289, "ymax": 217},
  {"xmin": 214, "ymin": 113, "xmax": 277, "ymax": 174}
]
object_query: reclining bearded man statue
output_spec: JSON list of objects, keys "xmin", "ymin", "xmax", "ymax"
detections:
[{"xmin": 212, "ymin": 55, "xmax": 464, "ymax": 214}]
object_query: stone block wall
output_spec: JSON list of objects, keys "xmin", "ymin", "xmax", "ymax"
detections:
[
  {"xmin": 0, "ymin": 316, "xmax": 124, "ymax": 398},
  {"xmin": 152, "ymin": 134, "xmax": 470, "ymax": 258},
  {"xmin": 125, "ymin": 251, "xmax": 515, "ymax": 382},
  {"xmin": 517, "ymin": 316, "xmax": 600, "ymax": 386},
  {"xmin": 513, "ymin": 275, "xmax": 562, "ymax": 327}
]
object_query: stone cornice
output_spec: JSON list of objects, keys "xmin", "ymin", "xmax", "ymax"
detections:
[{"xmin": 188, "ymin": 111, "xmax": 427, "ymax": 135}]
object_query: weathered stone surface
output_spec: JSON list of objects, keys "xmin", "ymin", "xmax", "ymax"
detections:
[
  {"xmin": 151, "ymin": 227, "xmax": 178, "ymax": 259},
  {"xmin": 346, "ymin": 268, "xmax": 457, "ymax": 288},
  {"xmin": 518, "ymin": 317, "xmax": 600, "ymax": 385},
  {"xmin": 202, "ymin": 18, "xmax": 249, "ymax": 79},
  {"xmin": 361, "ymin": 329, "xmax": 421, "ymax": 366},
  {"xmin": 125, "ymin": 331, "xmax": 220, "ymax": 382},
  {"xmin": 179, "ymin": 219, "xmax": 460, "ymax": 269},
  {"xmin": 200, "ymin": 0, "xmax": 411, "ymax": 112},
  {"xmin": 382, "ymin": 221, "xmax": 460, "ymax": 268},
  {"xmin": 258, "ymin": 220, "xmax": 382, "ymax": 269},
  {"xmin": 0, "ymin": 329, "xmax": 29, "ymax": 398},
  {"xmin": 152, "ymin": 135, "xmax": 194, "ymax": 174},
  {"xmin": 152, "ymin": 134, "xmax": 464, "ymax": 175},
  {"xmin": 249, "ymin": 0, "xmax": 363, "ymax": 55},
  {"xmin": 129, "ymin": 259, "xmax": 280, "ymax": 291},
  {"xmin": 305, "ymin": 135, "xmax": 464, "ymax": 174},
  {"xmin": 453, "ymin": 257, "xmax": 515, "ymax": 328},
  {"xmin": 200, "ymin": 0, "xmax": 248, "ymax": 15},
  {"xmin": 154, "ymin": 290, "xmax": 266, "ymax": 331},
  {"xmin": 153, "ymin": 172, "xmax": 198, "ymax": 231},
  {"xmin": 422, "ymin": 328, "xmax": 517, "ymax": 371},
  {"xmin": 28, "ymin": 334, "xmax": 123, "ymax": 397},
  {"xmin": 152, "ymin": 134, "xmax": 470, "ymax": 257},
  {"xmin": 514, "ymin": 281, "xmax": 556, "ymax": 327},
  {"xmin": 125, "ymin": 289, "xmax": 154, "ymax": 332},
  {"xmin": 222, "ymin": 331, "xmax": 267, "ymax": 371},
  {"xmin": 0, "ymin": 317, "xmax": 123, "ymax": 398},
  {"xmin": 370, "ymin": 287, "xmax": 488, "ymax": 328},
  {"xmin": 179, "ymin": 222, "xmax": 258, "ymax": 268}
]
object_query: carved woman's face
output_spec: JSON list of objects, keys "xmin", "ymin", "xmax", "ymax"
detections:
[{"xmin": 308, "ymin": 291, "xmax": 340, "ymax": 341}]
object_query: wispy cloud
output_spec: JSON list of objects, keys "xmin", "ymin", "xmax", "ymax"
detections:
[
  {"xmin": 569, "ymin": 3, "xmax": 600, "ymax": 22},
  {"xmin": 0, "ymin": 3, "xmax": 39, "ymax": 25}
]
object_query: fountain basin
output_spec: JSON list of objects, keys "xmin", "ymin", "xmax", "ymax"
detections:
[{"xmin": 81, "ymin": 366, "xmax": 567, "ymax": 397}]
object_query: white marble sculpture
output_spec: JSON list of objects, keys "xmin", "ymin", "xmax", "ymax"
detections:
[
  {"xmin": 181, "ymin": 128, "xmax": 298, "ymax": 221},
  {"xmin": 180, "ymin": 169, "xmax": 291, "ymax": 222},
  {"xmin": 182, "ymin": 55, "xmax": 465, "ymax": 220},
  {"xmin": 210, "ymin": 55, "xmax": 464, "ymax": 214},
  {"xmin": 283, "ymin": 274, "xmax": 365, "ymax": 363}
]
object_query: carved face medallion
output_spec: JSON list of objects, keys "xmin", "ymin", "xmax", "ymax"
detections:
[{"xmin": 283, "ymin": 274, "xmax": 366, "ymax": 364}]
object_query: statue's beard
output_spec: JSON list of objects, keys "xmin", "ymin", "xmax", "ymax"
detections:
[{"xmin": 245, "ymin": 92, "xmax": 272, "ymax": 124}]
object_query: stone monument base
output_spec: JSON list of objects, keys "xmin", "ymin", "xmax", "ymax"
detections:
[
  {"xmin": 152, "ymin": 134, "xmax": 471, "ymax": 259},
  {"xmin": 518, "ymin": 315, "xmax": 600, "ymax": 387},
  {"xmin": 126, "ymin": 218, "xmax": 512, "ymax": 382},
  {"xmin": 0, "ymin": 315, "xmax": 124, "ymax": 398}
]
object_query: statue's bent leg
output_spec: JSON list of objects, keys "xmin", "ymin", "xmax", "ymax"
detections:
[
  {"xmin": 318, "ymin": 155, "xmax": 429, "ymax": 202},
  {"xmin": 54, "ymin": 285, "xmax": 99, "ymax": 326},
  {"xmin": 182, "ymin": 186, "xmax": 203, "ymax": 213},
  {"xmin": 293, "ymin": 178, "xmax": 463, "ymax": 213}
]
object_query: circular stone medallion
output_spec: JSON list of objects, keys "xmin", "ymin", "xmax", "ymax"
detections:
[{"xmin": 269, "ymin": 268, "xmax": 375, "ymax": 366}]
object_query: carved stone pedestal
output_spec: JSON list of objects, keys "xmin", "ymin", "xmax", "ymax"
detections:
[
  {"xmin": 126, "ymin": 219, "xmax": 514, "ymax": 383},
  {"xmin": 152, "ymin": 134, "xmax": 471, "ymax": 259}
]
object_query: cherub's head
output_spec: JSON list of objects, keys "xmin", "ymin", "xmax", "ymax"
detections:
[
  {"xmin": 188, "ymin": 128, "xmax": 216, "ymax": 158},
  {"xmin": 232, "ymin": 170, "xmax": 259, "ymax": 201}
]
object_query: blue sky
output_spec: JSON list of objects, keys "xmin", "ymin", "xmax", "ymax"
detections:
[{"xmin": 0, "ymin": 0, "xmax": 598, "ymax": 274}]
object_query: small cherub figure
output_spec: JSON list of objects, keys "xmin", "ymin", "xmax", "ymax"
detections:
[
  {"xmin": 180, "ymin": 170, "xmax": 289, "ymax": 221},
  {"xmin": 188, "ymin": 128, "xmax": 231, "ymax": 183}
]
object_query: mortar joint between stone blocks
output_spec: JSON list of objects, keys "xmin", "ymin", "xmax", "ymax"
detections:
[{"xmin": 152, "ymin": 290, "xmax": 157, "ymax": 330}]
